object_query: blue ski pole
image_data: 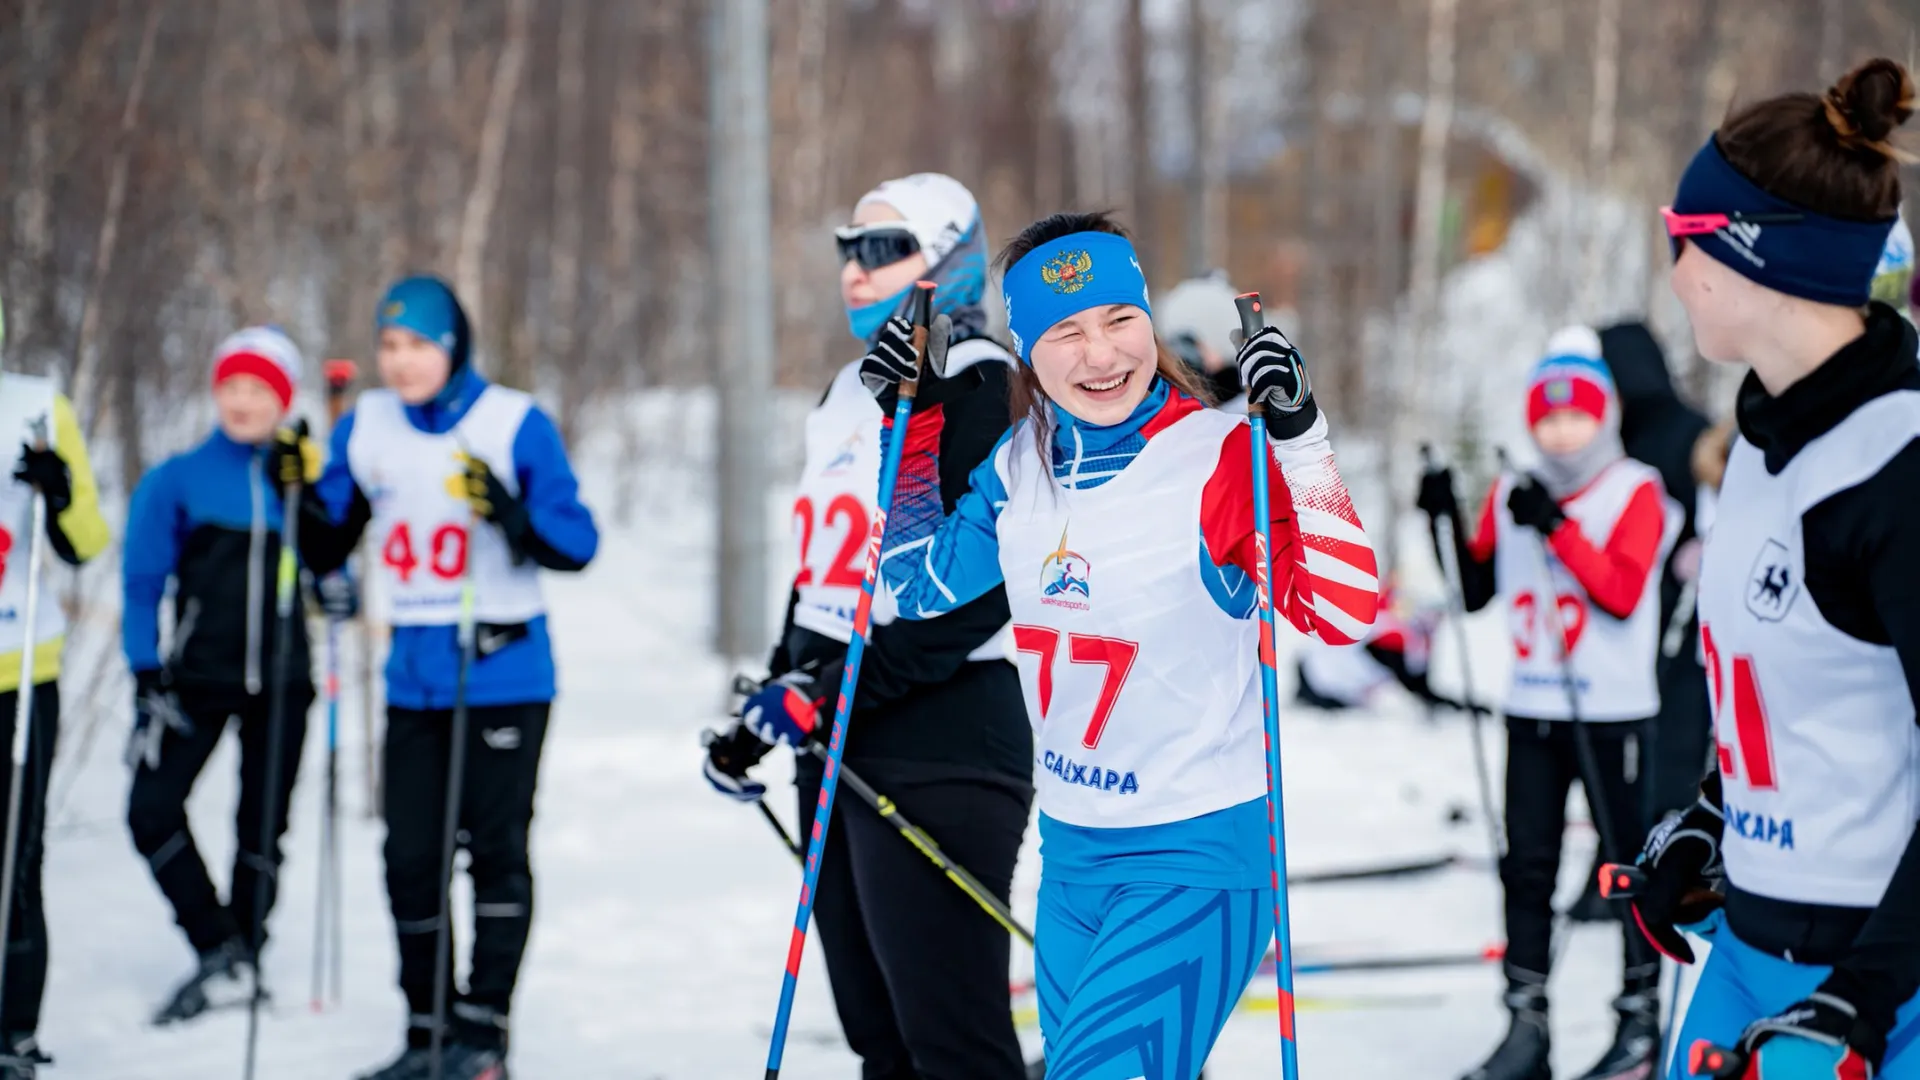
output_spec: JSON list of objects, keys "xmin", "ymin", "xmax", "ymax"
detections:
[
  {"xmin": 763, "ymin": 281, "xmax": 936, "ymax": 1078},
  {"xmin": 1236, "ymin": 292, "xmax": 1303, "ymax": 1080}
]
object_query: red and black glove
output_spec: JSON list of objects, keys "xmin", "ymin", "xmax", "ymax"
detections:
[{"xmin": 1628, "ymin": 771, "xmax": 1725, "ymax": 964}]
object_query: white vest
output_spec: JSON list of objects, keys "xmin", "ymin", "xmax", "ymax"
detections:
[
  {"xmin": 346, "ymin": 386, "xmax": 546, "ymax": 626},
  {"xmin": 792, "ymin": 346, "xmax": 1010, "ymax": 660},
  {"xmin": 995, "ymin": 408, "xmax": 1267, "ymax": 829},
  {"xmin": 1493, "ymin": 459, "xmax": 1680, "ymax": 722},
  {"xmin": 0, "ymin": 376, "xmax": 64, "ymax": 654},
  {"xmin": 1698, "ymin": 392, "xmax": 1920, "ymax": 907}
]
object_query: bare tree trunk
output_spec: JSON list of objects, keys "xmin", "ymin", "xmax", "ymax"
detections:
[
  {"xmin": 70, "ymin": 6, "xmax": 163, "ymax": 434},
  {"xmin": 549, "ymin": 0, "xmax": 587, "ymax": 442},
  {"xmin": 1580, "ymin": 0, "xmax": 1621, "ymax": 321},
  {"xmin": 427, "ymin": 3, "xmax": 463, "ymax": 268},
  {"xmin": 454, "ymin": 0, "xmax": 533, "ymax": 329},
  {"xmin": 1403, "ymin": 0, "xmax": 1456, "ymax": 431},
  {"xmin": 1183, "ymin": 0, "xmax": 1211, "ymax": 276},
  {"xmin": 1126, "ymin": 0, "xmax": 1156, "ymax": 265},
  {"xmin": 8, "ymin": 0, "xmax": 52, "ymax": 370}
]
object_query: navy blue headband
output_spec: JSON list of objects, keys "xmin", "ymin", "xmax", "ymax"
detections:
[{"xmin": 1670, "ymin": 136, "xmax": 1895, "ymax": 307}]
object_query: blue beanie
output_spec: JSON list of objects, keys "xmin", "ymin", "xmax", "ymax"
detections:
[{"xmin": 376, "ymin": 275, "xmax": 467, "ymax": 368}]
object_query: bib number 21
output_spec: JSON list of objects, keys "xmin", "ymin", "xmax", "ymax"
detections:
[
  {"xmin": 1701, "ymin": 622, "xmax": 1777, "ymax": 790},
  {"xmin": 383, "ymin": 522, "xmax": 469, "ymax": 583}
]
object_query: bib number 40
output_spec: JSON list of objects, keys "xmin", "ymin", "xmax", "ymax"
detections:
[
  {"xmin": 1701, "ymin": 622, "xmax": 1777, "ymax": 790},
  {"xmin": 383, "ymin": 522, "xmax": 469, "ymax": 583},
  {"xmin": 1011, "ymin": 626, "xmax": 1139, "ymax": 750}
]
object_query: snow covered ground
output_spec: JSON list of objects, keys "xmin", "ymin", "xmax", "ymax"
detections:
[{"xmin": 34, "ymin": 464, "xmax": 1692, "ymax": 1079}]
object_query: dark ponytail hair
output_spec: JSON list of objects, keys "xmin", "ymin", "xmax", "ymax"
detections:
[
  {"xmin": 994, "ymin": 210, "xmax": 1213, "ymax": 472},
  {"xmin": 1717, "ymin": 57, "xmax": 1915, "ymax": 221}
]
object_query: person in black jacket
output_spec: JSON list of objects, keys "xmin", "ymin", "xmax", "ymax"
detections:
[
  {"xmin": 121, "ymin": 326, "xmax": 326, "ymax": 1026},
  {"xmin": 1558, "ymin": 321, "xmax": 1714, "ymax": 930},
  {"xmin": 703, "ymin": 173, "xmax": 1033, "ymax": 1080}
]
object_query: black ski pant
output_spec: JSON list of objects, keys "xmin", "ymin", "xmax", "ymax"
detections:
[
  {"xmin": 383, "ymin": 702, "xmax": 549, "ymax": 1050},
  {"xmin": 797, "ymin": 759, "xmax": 1032, "ymax": 1080},
  {"xmin": 127, "ymin": 685, "xmax": 312, "ymax": 959},
  {"xmin": 0, "ymin": 683, "xmax": 56, "ymax": 1039},
  {"xmin": 1501, "ymin": 716, "xmax": 1658, "ymax": 993}
]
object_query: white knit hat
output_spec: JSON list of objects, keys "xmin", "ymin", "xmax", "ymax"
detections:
[
  {"xmin": 211, "ymin": 325, "xmax": 303, "ymax": 410},
  {"xmin": 854, "ymin": 173, "xmax": 980, "ymax": 267}
]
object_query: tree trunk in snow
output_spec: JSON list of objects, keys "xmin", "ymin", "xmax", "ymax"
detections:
[
  {"xmin": 70, "ymin": 5, "xmax": 163, "ymax": 435},
  {"xmin": 453, "ymin": 0, "xmax": 532, "ymax": 332},
  {"xmin": 1580, "ymin": 0, "xmax": 1621, "ymax": 322}
]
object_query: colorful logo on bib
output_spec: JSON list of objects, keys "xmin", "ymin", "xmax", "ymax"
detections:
[
  {"xmin": 1039, "ymin": 526, "xmax": 1090, "ymax": 611},
  {"xmin": 1039, "ymin": 249, "xmax": 1094, "ymax": 294},
  {"xmin": 821, "ymin": 432, "xmax": 861, "ymax": 477},
  {"xmin": 1745, "ymin": 539, "xmax": 1798, "ymax": 622}
]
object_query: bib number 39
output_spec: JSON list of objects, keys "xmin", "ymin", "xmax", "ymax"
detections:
[{"xmin": 383, "ymin": 521, "xmax": 469, "ymax": 584}]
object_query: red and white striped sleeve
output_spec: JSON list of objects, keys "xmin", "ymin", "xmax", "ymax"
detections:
[{"xmin": 1202, "ymin": 420, "xmax": 1381, "ymax": 645}]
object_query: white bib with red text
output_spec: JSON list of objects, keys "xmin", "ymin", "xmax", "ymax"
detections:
[
  {"xmin": 347, "ymin": 387, "xmax": 546, "ymax": 626},
  {"xmin": 994, "ymin": 408, "xmax": 1266, "ymax": 829},
  {"xmin": 1492, "ymin": 459, "xmax": 1679, "ymax": 722},
  {"xmin": 0, "ymin": 376, "xmax": 64, "ymax": 654},
  {"xmin": 1697, "ymin": 393, "xmax": 1920, "ymax": 907},
  {"xmin": 792, "ymin": 355, "xmax": 1007, "ymax": 660}
]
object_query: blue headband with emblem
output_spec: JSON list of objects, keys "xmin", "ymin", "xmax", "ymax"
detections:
[
  {"xmin": 1670, "ymin": 136, "xmax": 1895, "ymax": 307},
  {"xmin": 1002, "ymin": 231, "xmax": 1152, "ymax": 364}
]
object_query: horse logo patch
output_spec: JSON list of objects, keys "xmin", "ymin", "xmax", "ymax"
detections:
[{"xmin": 1745, "ymin": 538, "xmax": 1798, "ymax": 622}]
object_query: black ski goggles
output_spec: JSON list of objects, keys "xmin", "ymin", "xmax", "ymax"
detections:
[{"xmin": 835, "ymin": 225, "xmax": 921, "ymax": 271}]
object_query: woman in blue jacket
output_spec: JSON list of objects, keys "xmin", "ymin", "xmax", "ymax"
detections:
[{"xmin": 297, "ymin": 276, "xmax": 598, "ymax": 1080}]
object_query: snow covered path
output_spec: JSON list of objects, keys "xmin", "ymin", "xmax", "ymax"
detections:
[{"xmin": 36, "ymin": 506, "xmax": 1669, "ymax": 1078}]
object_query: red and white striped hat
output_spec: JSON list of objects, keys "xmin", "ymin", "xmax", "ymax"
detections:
[{"xmin": 211, "ymin": 325, "xmax": 303, "ymax": 410}]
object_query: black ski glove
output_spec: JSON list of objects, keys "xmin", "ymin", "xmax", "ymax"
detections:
[
  {"xmin": 857, "ymin": 317, "xmax": 921, "ymax": 411},
  {"xmin": 1625, "ymin": 771, "xmax": 1724, "ymax": 965},
  {"xmin": 701, "ymin": 722, "xmax": 774, "ymax": 803},
  {"xmin": 459, "ymin": 456, "xmax": 531, "ymax": 546},
  {"xmin": 1235, "ymin": 326, "xmax": 1318, "ymax": 440},
  {"xmin": 126, "ymin": 669, "xmax": 193, "ymax": 772},
  {"xmin": 1416, "ymin": 465, "xmax": 1461, "ymax": 522},
  {"xmin": 1506, "ymin": 475, "xmax": 1567, "ymax": 535},
  {"xmin": 13, "ymin": 444, "xmax": 69, "ymax": 514}
]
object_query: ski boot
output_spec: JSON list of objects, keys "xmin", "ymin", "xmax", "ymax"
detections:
[
  {"xmin": 1461, "ymin": 979, "xmax": 1552, "ymax": 1080},
  {"xmin": 150, "ymin": 938, "xmax": 256, "ymax": 1026},
  {"xmin": 436, "ymin": 1043, "xmax": 508, "ymax": 1080},
  {"xmin": 353, "ymin": 1047, "xmax": 431, "ymax": 1080},
  {"xmin": 1572, "ymin": 989, "xmax": 1659, "ymax": 1080},
  {"xmin": 0, "ymin": 1034, "xmax": 51, "ymax": 1079}
]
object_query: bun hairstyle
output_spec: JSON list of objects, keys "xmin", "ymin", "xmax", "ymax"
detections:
[
  {"xmin": 1717, "ymin": 57, "xmax": 1915, "ymax": 222},
  {"xmin": 995, "ymin": 210, "xmax": 1211, "ymax": 470}
]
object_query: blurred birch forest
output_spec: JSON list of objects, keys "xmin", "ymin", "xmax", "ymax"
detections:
[{"xmin": 2, "ymin": 0, "xmax": 1917, "ymax": 491}]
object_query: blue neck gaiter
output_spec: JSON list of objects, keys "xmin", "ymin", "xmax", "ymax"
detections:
[{"xmin": 846, "ymin": 282, "xmax": 914, "ymax": 342}]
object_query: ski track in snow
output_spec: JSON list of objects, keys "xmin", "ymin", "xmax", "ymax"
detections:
[{"xmin": 39, "ymin": 502, "xmax": 1691, "ymax": 1078}]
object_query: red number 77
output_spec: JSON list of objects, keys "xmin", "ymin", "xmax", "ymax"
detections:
[{"xmin": 1012, "ymin": 625, "xmax": 1140, "ymax": 750}]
